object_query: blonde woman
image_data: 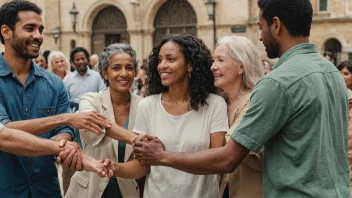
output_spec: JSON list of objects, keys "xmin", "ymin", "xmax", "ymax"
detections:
[
  {"xmin": 212, "ymin": 36, "xmax": 264, "ymax": 198},
  {"xmin": 48, "ymin": 51, "xmax": 70, "ymax": 79}
]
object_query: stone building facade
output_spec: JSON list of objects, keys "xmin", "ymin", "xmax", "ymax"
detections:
[{"xmin": 0, "ymin": 0, "xmax": 351, "ymax": 64}]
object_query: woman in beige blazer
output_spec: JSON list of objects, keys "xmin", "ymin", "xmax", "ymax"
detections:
[
  {"xmin": 65, "ymin": 43, "xmax": 142, "ymax": 198},
  {"xmin": 212, "ymin": 36, "xmax": 264, "ymax": 198}
]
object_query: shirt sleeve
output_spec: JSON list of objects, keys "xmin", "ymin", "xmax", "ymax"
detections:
[
  {"xmin": 0, "ymin": 97, "xmax": 10, "ymax": 125},
  {"xmin": 209, "ymin": 96, "xmax": 229, "ymax": 134},
  {"xmin": 232, "ymin": 78, "xmax": 291, "ymax": 153},
  {"xmin": 78, "ymin": 92, "xmax": 106, "ymax": 147},
  {"xmin": 133, "ymin": 98, "xmax": 149, "ymax": 134},
  {"xmin": 52, "ymin": 82, "xmax": 75, "ymax": 139}
]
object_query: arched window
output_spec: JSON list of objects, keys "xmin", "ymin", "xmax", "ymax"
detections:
[
  {"xmin": 153, "ymin": 0, "xmax": 197, "ymax": 46},
  {"xmin": 91, "ymin": 6, "xmax": 128, "ymax": 54},
  {"xmin": 324, "ymin": 38, "xmax": 342, "ymax": 64}
]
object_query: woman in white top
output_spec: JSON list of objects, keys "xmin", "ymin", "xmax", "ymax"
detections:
[
  {"xmin": 47, "ymin": 51, "xmax": 70, "ymax": 79},
  {"xmin": 98, "ymin": 35, "xmax": 228, "ymax": 198}
]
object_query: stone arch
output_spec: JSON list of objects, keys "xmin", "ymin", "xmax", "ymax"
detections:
[
  {"xmin": 80, "ymin": 0, "xmax": 134, "ymax": 33},
  {"xmin": 152, "ymin": 0, "xmax": 198, "ymax": 45},
  {"xmin": 143, "ymin": 0, "xmax": 208, "ymax": 32},
  {"xmin": 319, "ymin": 34, "xmax": 346, "ymax": 64}
]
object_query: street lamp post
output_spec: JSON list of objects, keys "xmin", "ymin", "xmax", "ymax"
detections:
[
  {"xmin": 69, "ymin": 3, "xmax": 79, "ymax": 32},
  {"xmin": 205, "ymin": 0, "xmax": 216, "ymax": 47},
  {"xmin": 52, "ymin": 26, "xmax": 60, "ymax": 44}
]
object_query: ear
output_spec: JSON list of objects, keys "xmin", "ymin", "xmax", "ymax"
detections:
[
  {"xmin": 271, "ymin": 17, "xmax": 281, "ymax": 35},
  {"xmin": 1, "ymin": 25, "xmax": 12, "ymax": 41},
  {"xmin": 187, "ymin": 63, "xmax": 192, "ymax": 73},
  {"xmin": 238, "ymin": 64, "xmax": 244, "ymax": 75},
  {"xmin": 102, "ymin": 68, "xmax": 108, "ymax": 80}
]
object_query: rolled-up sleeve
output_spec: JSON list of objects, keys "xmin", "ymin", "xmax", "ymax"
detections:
[
  {"xmin": 79, "ymin": 92, "xmax": 106, "ymax": 147},
  {"xmin": 53, "ymin": 82, "xmax": 75, "ymax": 139},
  {"xmin": 232, "ymin": 78, "xmax": 291, "ymax": 153},
  {"xmin": 0, "ymin": 97, "xmax": 10, "ymax": 125}
]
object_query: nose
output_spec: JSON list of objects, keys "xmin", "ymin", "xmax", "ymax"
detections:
[
  {"xmin": 120, "ymin": 68, "xmax": 128, "ymax": 77},
  {"xmin": 210, "ymin": 60, "xmax": 218, "ymax": 72},
  {"xmin": 158, "ymin": 59, "xmax": 167, "ymax": 70},
  {"xmin": 33, "ymin": 29, "xmax": 43, "ymax": 43}
]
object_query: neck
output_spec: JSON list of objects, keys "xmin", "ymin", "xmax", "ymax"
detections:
[
  {"xmin": 166, "ymin": 80, "xmax": 190, "ymax": 102},
  {"xmin": 55, "ymin": 70, "xmax": 66, "ymax": 79},
  {"xmin": 279, "ymin": 36, "xmax": 310, "ymax": 57},
  {"xmin": 222, "ymin": 79, "xmax": 245, "ymax": 105},
  {"xmin": 110, "ymin": 88, "xmax": 130, "ymax": 105},
  {"xmin": 3, "ymin": 46, "xmax": 31, "ymax": 75}
]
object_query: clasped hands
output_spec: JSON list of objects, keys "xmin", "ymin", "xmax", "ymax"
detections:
[
  {"xmin": 132, "ymin": 134, "xmax": 166, "ymax": 166},
  {"xmin": 56, "ymin": 140, "xmax": 115, "ymax": 178}
]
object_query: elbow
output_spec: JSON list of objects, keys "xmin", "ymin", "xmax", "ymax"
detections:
[{"xmin": 222, "ymin": 155, "xmax": 239, "ymax": 174}]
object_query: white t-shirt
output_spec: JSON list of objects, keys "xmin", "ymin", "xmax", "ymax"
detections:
[{"xmin": 133, "ymin": 93, "xmax": 228, "ymax": 198}]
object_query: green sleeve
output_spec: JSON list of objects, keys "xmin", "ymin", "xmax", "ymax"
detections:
[{"xmin": 232, "ymin": 78, "xmax": 291, "ymax": 152}]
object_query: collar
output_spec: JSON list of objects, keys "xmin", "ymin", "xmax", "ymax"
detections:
[
  {"xmin": 74, "ymin": 67, "xmax": 92, "ymax": 77},
  {"xmin": 0, "ymin": 53, "xmax": 44, "ymax": 77},
  {"xmin": 101, "ymin": 87, "xmax": 136, "ymax": 110},
  {"xmin": 273, "ymin": 43, "xmax": 318, "ymax": 70}
]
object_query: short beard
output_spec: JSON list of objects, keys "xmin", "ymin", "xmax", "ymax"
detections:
[{"xmin": 266, "ymin": 31, "xmax": 280, "ymax": 59}]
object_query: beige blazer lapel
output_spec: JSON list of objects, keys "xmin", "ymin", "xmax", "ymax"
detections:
[
  {"xmin": 101, "ymin": 88, "xmax": 119, "ymax": 160},
  {"xmin": 124, "ymin": 92, "xmax": 139, "ymax": 162}
]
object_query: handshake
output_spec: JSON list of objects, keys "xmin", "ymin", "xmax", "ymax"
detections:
[{"xmin": 56, "ymin": 134, "xmax": 166, "ymax": 178}]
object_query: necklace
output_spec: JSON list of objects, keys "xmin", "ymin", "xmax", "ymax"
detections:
[{"xmin": 115, "ymin": 101, "xmax": 130, "ymax": 116}]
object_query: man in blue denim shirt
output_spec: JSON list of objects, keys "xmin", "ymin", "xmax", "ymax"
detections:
[{"xmin": 0, "ymin": 1, "xmax": 111, "ymax": 197}]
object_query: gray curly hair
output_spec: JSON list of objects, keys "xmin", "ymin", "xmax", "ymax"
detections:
[{"xmin": 98, "ymin": 43, "xmax": 138, "ymax": 86}]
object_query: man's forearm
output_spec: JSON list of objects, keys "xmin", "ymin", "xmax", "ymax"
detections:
[
  {"xmin": 5, "ymin": 113, "xmax": 70, "ymax": 136},
  {"xmin": 51, "ymin": 132, "xmax": 73, "ymax": 142},
  {"xmin": 0, "ymin": 127, "xmax": 68, "ymax": 156},
  {"xmin": 159, "ymin": 140, "xmax": 249, "ymax": 175}
]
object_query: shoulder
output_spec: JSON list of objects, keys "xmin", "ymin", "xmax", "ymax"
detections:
[
  {"xmin": 81, "ymin": 91, "xmax": 102, "ymax": 102},
  {"xmin": 63, "ymin": 72, "xmax": 76, "ymax": 82},
  {"xmin": 138, "ymin": 94, "xmax": 159, "ymax": 107},
  {"xmin": 206, "ymin": 93, "xmax": 227, "ymax": 106},
  {"xmin": 39, "ymin": 68, "xmax": 65, "ymax": 86}
]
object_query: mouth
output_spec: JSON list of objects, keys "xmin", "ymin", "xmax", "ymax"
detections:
[
  {"xmin": 213, "ymin": 73, "xmax": 223, "ymax": 80},
  {"xmin": 28, "ymin": 43, "xmax": 40, "ymax": 50},
  {"xmin": 117, "ymin": 80, "xmax": 129, "ymax": 86},
  {"xmin": 160, "ymin": 72, "xmax": 171, "ymax": 79}
]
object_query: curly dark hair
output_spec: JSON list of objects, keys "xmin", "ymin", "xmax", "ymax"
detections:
[
  {"xmin": 147, "ymin": 34, "xmax": 215, "ymax": 111},
  {"xmin": 337, "ymin": 60, "xmax": 352, "ymax": 73},
  {"xmin": 70, "ymin": 47, "xmax": 90, "ymax": 64},
  {"xmin": 258, "ymin": 0, "xmax": 312, "ymax": 37},
  {"xmin": 0, "ymin": 0, "xmax": 42, "ymax": 44}
]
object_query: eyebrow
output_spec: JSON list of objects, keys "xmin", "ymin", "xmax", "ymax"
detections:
[{"xmin": 23, "ymin": 23, "xmax": 44, "ymax": 29}]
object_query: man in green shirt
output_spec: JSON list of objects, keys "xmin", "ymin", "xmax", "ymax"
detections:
[{"xmin": 132, "ymin": 0, "xmax": 350, "ymax": 197}]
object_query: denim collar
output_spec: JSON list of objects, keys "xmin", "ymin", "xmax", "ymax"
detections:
[{"xmin": 0, "ymin": 53, "xmax": 44, "ymax": 77}]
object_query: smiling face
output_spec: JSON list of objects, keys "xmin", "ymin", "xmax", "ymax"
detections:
[
  {"xmin": 340, "ymin": 67, "xmax": 352, "ymax": 90},
  {"xmin": 211, "ymin": 44, "xmax": 243, "ymax": 89},
  {"xmin": 157, "ymin": 41, "xmax": 191, "ymax": 87},
  {"xmin": 52, "ymin": 55, "xmax": 67, "ymax": 73},
  {"xmin": 102, "ymin": 53, "xmax": 135, "ymax": 93},
  {"xmin": 258, "ymin": 9, "xmax": 279, "ymax": 59},
  {"xmin": 72, "ymin": 51, "xmax": 89, "ymax": 73},
  {"xmin": 35, "ymin": 55, "xmax": 46, "ymax": 69},
  {"xmin": 8, "ymin": 11, "xmax": 44, "ymax": 59}
]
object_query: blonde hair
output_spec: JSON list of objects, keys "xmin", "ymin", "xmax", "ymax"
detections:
[
  {"xmin": 216, "ymin": 36, "xmax": 264, "ymax": 89},
  {"xmin": 47, "ymin": 51, "xmax": 71, "ymax": 77}
]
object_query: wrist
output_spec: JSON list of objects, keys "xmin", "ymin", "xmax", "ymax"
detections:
[
  {"xmin": 60, "ymin": 113, "xmax": 71, "ymax": 125},
  {"xmin": 159, "ymin": 150, "xmax": 169, "ymax": 166},
  {"xmin": 129, "ymin": 133, "xmax": 138, "ymax": 145}
]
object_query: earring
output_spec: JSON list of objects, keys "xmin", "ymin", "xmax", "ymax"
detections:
[{"xmin": 189, "ymin": 72, "xmax": 192, "ymax": 79}]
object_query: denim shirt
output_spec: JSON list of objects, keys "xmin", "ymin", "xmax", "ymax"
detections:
[{"xmin": 0, "ymin": 53, "xmax": 74, "ymax": 198}]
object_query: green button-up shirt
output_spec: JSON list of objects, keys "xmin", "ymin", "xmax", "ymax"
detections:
[{"xmin": 232, "ymin": 43, "xmax": 350, "ymax": 197}]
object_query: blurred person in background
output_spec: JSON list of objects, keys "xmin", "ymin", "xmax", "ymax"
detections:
[
  {"xmin": 48, "ymin": 51, "xmax": 70, "ymax": 79},
  {"xmin": 34, "ymin": 54, "xmax": 47, "ymax": 69},
  {"xmin": 262, "ymin": 60, "xmax": 272, "ymax": 74},
  {"xmin": 213, "ymin": 36, "xmax": 264, "ymax": 198},
  {"xmin": 324, "ymin": 51, "xmax": 336, "ymax": 66},
  {"xmin": 90, "ymin": 54, "xmax": 99, "ymax": 71}
]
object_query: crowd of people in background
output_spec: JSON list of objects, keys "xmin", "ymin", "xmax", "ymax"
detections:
[{"xmin": 0, "ymin": 0, "xmax": 351, "ymax": 198}]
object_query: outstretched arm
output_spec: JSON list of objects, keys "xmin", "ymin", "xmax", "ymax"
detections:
[
  {"xmin": 134, "ymin": 135, "xmax": 249, "ymax": 175},
  {"xmin": 0, "ymin": 125, "xmax": 78, "ymax": 156},
  {"xmin": 113, "ymin": 159, "xmax": 150, "ymax": 179},
  {"xmin": 5, "ymin": 112, "xmax": 111, "ymax": 136}
]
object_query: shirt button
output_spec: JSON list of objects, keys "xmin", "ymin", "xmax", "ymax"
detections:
[
  {"xmin": 25, "ymin": 108, "xmax": 29, "ymax": 112},
  {"xmin": 12, "ymin": 73, "xmax": 15, "ymax": 77}
]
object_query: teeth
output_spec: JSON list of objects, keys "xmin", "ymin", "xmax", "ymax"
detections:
[
  {"xmin": 30, "ymin": 44, "xmax": 39, "ymax": 47},
  {"xmin": 161, "ymin": 73, "xmax": 170, "ymax": 76}
]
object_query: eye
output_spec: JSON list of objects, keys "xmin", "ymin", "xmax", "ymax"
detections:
[{"xmin": 126, "ymin": 65, "xmax": 134, "ymax": 71}]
